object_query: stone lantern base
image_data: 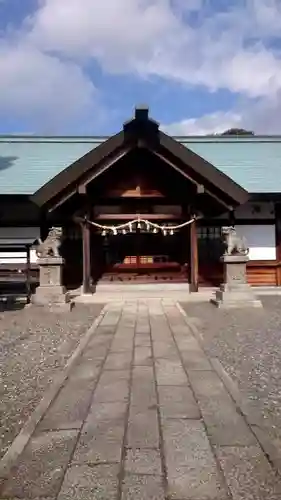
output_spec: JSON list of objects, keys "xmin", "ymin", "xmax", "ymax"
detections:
[
  {"xmin": 32, "ymin": 257, "xmax": 72, "ymax": 311},
  {"xmin": 211, "ymin": 255, "xmax": 263, "ymax": 309}
]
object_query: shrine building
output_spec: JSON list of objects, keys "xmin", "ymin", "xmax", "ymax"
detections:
[{"xmin": 0, "ymin": 106, "xmax": 281, "ymax": 297}]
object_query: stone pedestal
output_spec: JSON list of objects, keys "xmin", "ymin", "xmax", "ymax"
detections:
[
  {"xmin": 211, "ymin": 255, "xmax": 263, "ymax": 309},
  {"xmin": 32, "ymin": 257, "xmax": 71, "ymax": 310}
]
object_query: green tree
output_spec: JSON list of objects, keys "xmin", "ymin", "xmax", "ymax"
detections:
[{"xmin": 221, "ymin": 128, "xmax": 254, "ymax": 136}]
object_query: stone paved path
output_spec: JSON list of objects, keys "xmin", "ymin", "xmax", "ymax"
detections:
[{"xmin": 1, "ymin": 299, "xmax": 281, "ymax": 499}]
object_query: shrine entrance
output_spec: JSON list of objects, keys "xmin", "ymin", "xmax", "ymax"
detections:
[
  {"xmin": 31, "ymin": 106, "xmax": 248, "ymax": 294},
  {"xmin": 93, "ymin": 221, "xmax": 190, "ymax": 284}
]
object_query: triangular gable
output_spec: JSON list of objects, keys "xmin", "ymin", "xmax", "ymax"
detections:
[{"xmin": 31, "ymin": 106, "xmax": 249, "ymax": 209}]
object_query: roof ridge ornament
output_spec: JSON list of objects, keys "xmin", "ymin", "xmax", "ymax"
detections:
[
  {"xmin": 123, "ymin": 104, "xmax": 159, "ymax": 144},
  {"xmin": 134, "ymin": 104, "xmax": 149, "ymax": 121}
]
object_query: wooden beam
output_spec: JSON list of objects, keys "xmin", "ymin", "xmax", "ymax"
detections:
[
  {"xmin": 95, "ymin": 213, "xmax": 181, "ymax": 221},
  {"xmin": 48, "ymin": 190, "xmax": 75, "ymax": 213},
  {"xmin": 190, "ymin": 219, "xmax": 199, "ymax": 292},
  {"xmin": 82, "ymin": 219, "xmax": 91, "ymax": 294}
]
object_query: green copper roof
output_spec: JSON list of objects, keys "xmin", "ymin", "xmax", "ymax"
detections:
[{"xmin": 0, "ymin": 135, "xmax": 281, "ymax": 195}]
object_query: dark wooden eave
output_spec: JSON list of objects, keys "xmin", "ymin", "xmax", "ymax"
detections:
[
  {"xmin": 157, "ymin": 132, "xmax": 248, "ymax": 206},
  {"xmin": 31, "ymin": 131, "xmax": 125, "ymax": 208},
  {"xmin": 31, "ymin": 106, "xmax": 249, "ymax": 210}
]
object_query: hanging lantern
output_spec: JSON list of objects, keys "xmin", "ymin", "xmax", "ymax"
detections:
[
  {"xmin": 170, "ymin": 229, "xmax": 174, "ymax": 236},
  {"xmin": 137, "ymin": 221, "xmax": 142, "ymax": 230},
  {"xmin": 113, "ymin": 227, "xmax": 117, "ymax": 235},
  {"xmin": 145, "ymin": 221, "xmax": 150, "ymax": 231},
  {"xmin": 163, "ymin": 229, "xmax": 167, "ymax": 236},
  {"xmin": 129, "ymin": 222, "xmax": 133, "ymax": 232},
  {"xmin": 153, "ymin": 227, "xmax": 157, "ymax": 234},
  {"xmin": 102, "ymin": 229, "xmax": 106, "ymax": 236},
  {"xmin": 122, "ymin": 228, "xmax": 126, "ymax": 235}
]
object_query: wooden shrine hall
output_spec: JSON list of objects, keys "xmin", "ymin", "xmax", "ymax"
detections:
[{"xmin": 31, "ymin": 106, "xmax": 248, "ymax": 293}]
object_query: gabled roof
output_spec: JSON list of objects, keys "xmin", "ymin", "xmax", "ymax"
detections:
[
  {"xmin": 28, "ymin": 107, "xmax": 247, "ymax": 209},
  {"xmin": 0, "ymin": 108, "xmax": 280, "ymax": 196},
  {"xmin": 31, "ymin": 131, "xmax": 125, "ymax": 207}
]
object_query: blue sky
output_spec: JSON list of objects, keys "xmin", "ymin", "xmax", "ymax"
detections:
[{"xmin": 0, "ymin": 0, "xmax": 281, "ymax": 135}]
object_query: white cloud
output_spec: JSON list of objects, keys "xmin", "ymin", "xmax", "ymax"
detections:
[
  {"xmin": 172, "ymin": 0, "xmax": 203, "ymax": 13},
  {"xmin": 1, "ymin": 0, "xmax": 281, "ymax": 132},
  {"xmin": 162, "ymin": 111, "xmax": 242, "ymax": 135},
  {"xmin": 0, "ymin": 41, "xmax": 97, "ymax": 132},
  {"xmin": 25, "ymin": 0, "xmax": 281, "ymax": 98},
  {"xmin": 247, "ymin": 0, "xmax": 281, "ymax": 36},
  {"xmin": 27, "ymin": 0, "xmax": 187, "ymax": 72},
  {"xmin": 163, "ymin": 93, "xmax": 281, "ymax": 135},
  {"xmin": 240, "ymin": 93, "xmax": 281, "ymax": 134}
]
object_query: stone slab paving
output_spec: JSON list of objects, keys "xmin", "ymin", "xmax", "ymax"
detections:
[{"xmin": 1, "ymin": 299, "xmax": 281, "ymax": 499}]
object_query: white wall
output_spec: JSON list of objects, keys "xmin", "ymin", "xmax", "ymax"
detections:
[
  {"xmin": 0, "ymin": 249, "xmax": 38, "ymax": 264},
  {"xmin": 0, "ymin": 227, "xmax": 40, "ymax": 264},
  {"xmin": 236, "ymin": 225, "xmax": 276, "ymax": 260}
]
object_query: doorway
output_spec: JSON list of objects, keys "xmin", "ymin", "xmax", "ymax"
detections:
[{"xmin": 99, "ymin": 230, "xmax": 187, "ymax": 283}]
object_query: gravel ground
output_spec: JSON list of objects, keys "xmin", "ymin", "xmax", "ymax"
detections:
[
  {"xmin": 0, "ymin": 303, "xmax": 103, "ymax": 460},
  {"xmin": 182, "ymin": 296, "xmax": 281, "ymax": 444}
]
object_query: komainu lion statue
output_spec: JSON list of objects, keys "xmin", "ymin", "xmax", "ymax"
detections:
[
  {"xmin": 221, "ymin": 226, "xmax": 249, "ymax": 256},
  {"xmin": 35, "ymin": 227, "xmax": 63, "ymax": 258}
]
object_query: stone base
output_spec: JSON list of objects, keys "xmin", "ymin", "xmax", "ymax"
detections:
[
  {"xmin": 31, "ymin": 295, "xmax": 73, "ymax": 312},
  {"xmin": 31, "ymin": 302, "xmax": 74, "ymax": 312},
  {"xmin": 211, "ymin": 253, "xmax": 263, "ymax": 309},
  {"xmin": 211, "ymin": 284, "xmax": 263, "ymax": 309},
  {"xmin": 31, "ymin": 256, "xmax": 72, "ymax": 311},
  {"xmin": 48, "ymin": 301, "xmax": 74, "ymax": 312},
  {"xmin": 32, "ymin": 285, "xmax": 71, "ymax": 308}
]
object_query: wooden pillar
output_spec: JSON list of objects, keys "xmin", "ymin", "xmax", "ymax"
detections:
[
  {"xmin": 25, "ymin": 245, "xmax": 32, "ymax": 304},
  {"xmin": 136, "ymin": 225, "xmax": 141, "ymax": 271},
  {"xmin": 181, "ymin": 205, "xmax": 190, "ymax": 280},
  {"xmin": 190, "ymin": 218, "xmax": 199, "ymax": 292},
  {"xmin": 229, "ymin": 208, "xmax": 236, "ymax": 226},
  {"xmin": 275, "ymin": 203, "xmax": 281, "ymax": 286},
  {"xmin": 82, "ymin": 219, "xmax": 91, "ymax": 294},
  {"xmin": 40, "ymin": 209, "xmax": 49, "ymax": 241}
]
